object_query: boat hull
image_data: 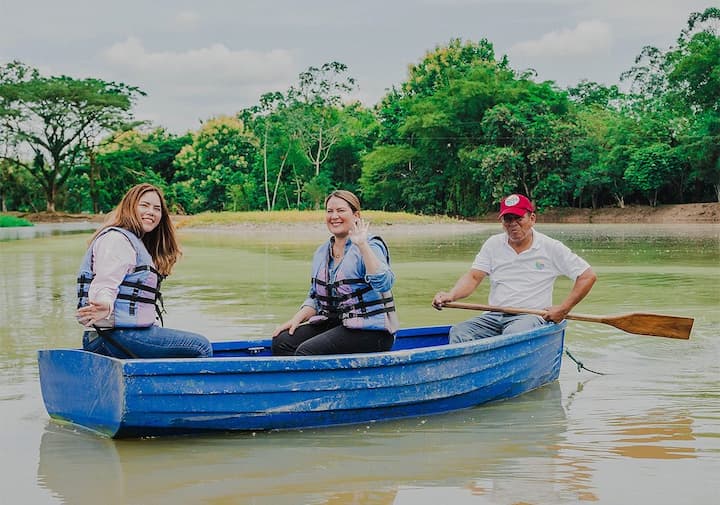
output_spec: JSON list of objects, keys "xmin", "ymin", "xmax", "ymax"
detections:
[{"xmin": 38, "ymin": 322, "xmax": 566, "ymax": 438}]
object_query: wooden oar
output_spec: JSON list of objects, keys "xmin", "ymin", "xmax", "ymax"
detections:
[{"xmin": 442, "ymin": 302, "xmax": 693, "ymax": 340}]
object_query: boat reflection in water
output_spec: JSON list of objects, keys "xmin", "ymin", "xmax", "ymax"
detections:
[{"xmin": 37, "ymin": 382, "xmax": 580, "ymax": 505}]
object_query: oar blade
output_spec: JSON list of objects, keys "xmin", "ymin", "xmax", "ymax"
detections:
[{"xmin": 605, "ymin": 313, "xmax": 694, "ymax": 339}]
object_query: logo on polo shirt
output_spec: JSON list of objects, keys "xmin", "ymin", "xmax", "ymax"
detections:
[{"xmin": 535, "ymin": 261, "xmax": 546, "ymax": 270}]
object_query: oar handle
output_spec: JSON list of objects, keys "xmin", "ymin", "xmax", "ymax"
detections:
[
  {"xmin": 441, "ymin": 302, "xmax": 693, "ymax": 339},
  {"xmin": 443, "ymin": 302, "xmax": 547, "ymax": 317},
  {"xmin": 443, "ymin": 302, "xmax": 603, "ymax": 322}
]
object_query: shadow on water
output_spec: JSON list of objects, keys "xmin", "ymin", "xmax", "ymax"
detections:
[{"xmin": 38, "ymin": 383, "xmax": 575, "ymax": 505}]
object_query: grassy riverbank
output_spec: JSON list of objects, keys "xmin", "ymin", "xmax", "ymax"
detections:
[
  {"xmin": 177, "ymin": 210, "xmax": 457, "ymax": 228},
  {"xmin": 4, "ymin": 201, "xmax": 719, "ymax": 227}
]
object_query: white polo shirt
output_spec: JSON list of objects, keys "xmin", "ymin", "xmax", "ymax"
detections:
[{"xmin": 471, "ymin": 229, "xmax": 591, "ymax": 310}]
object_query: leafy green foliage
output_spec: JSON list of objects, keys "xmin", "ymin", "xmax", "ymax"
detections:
[
  {"xmin": 359, "ymin": 145, "xmax": 416, "ymax": 210},
  {"xmin": 0, "ymin": 62, "xmax": 144, "ymax": 211},
  {"xmin": 173, "ymin": 116, "xmax": 258, "ymax": 213},
  {"xmin": 625, "ymin": 143, "xmax": 679, "ymax": 206}
]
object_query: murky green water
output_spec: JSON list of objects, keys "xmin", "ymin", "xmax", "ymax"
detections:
[{"xmin": 1, "ymin": 223, "xmax": 719, "ymax": 504}]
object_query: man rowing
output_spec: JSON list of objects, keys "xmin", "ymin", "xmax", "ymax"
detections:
[{"xmin": 432, "ymin": 193, "xmax": 597, "ymax": 342}]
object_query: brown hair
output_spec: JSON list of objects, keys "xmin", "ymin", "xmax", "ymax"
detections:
[
  {"xmin": 324, "ymin": 190, "xmax": 361, "ymax": 213},
  {"xmin": 92, "ymin": 183, "xmax": 181, "ymax": 276}
]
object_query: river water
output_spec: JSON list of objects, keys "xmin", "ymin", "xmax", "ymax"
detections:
[{"xmin": 1, "ymin": 222, "xmax": 718, "ymax": 505}]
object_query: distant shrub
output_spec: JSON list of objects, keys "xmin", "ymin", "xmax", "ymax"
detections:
[{"xmin": 0, "ymin": 215, "xmax": 33, "ymax": 227}]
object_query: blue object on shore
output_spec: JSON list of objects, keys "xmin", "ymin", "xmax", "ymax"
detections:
[{"xmin": 38, "ymin": 322, "xmax": 566, "ymax": 438}]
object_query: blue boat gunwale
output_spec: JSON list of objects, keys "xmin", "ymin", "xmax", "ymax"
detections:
[{"xmin": 38, "ymin": 321, "xmax": 567, "ymax": 375}]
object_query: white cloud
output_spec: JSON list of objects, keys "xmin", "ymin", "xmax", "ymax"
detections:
[
  {"xmin": 103, "ymin": 37, "xmax": 296, "ymax": 87},
  {"xmin": 100, "ymin": 37, "xmax": 300, "ymax": 131},
  {"xmin": 511, "ymin": 20, "xmax": 612, "ymax": 58},
  {"xmin": 422, "ymin": 0, "xmax": 579, "ymax": 4},
  {"xmin": 173, "ymin": 10, "xmax": 200, "ymax": 31}
]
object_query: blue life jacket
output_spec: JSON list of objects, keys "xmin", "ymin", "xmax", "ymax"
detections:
[
  {"xmin": 76, "ymin": 227, "xmax": 164, "ymax": 328},
  {"xmin": 310, "ymin": 236, "xmax": 399, "ymax": 333}
]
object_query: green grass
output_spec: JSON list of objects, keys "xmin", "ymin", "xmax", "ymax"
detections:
[
  {"xmin": 180, "ymin": 210, "xmax": 460, "ymax": 228},
  {"xmin": 0, "ymin": 214, "xmax": 33, "ymax": 227}
]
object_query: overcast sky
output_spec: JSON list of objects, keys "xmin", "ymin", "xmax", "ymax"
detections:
[{"xmin": 0, "ymin": 0, "xmax": 712, "ymax": 133}]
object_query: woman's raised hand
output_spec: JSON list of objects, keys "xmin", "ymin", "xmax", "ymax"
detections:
[{"xmin": 349, "ymin": 218, "xmax": 370, "ymax": 245}]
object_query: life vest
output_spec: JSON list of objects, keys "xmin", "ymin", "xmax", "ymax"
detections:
[
  {"xmin": 76, "ymin": 227, "xmax": 164, "ymax": 328},
  {"xmin": 309, "ymin": 236, "xmax": 399, "ymax": 334}
]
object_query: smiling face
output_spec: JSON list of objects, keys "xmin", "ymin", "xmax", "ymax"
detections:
[
  {"xmin": 501, "ymin": 211, "xmax": 536, "ymax": 248},
  {"xmin": 325, "ymin": 196, "xmax": 359, "ymax": 238},
  {"xmin": 136, "ymin": 190, "xmax": 162, "ymax": 234}
]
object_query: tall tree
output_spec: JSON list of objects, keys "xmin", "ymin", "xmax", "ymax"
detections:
[
  {"xmin": 286, "ymin": 62, "xmax": 357, "ymax": 179},
  {"xmin": 242, "ymin": 62, "xmax": 359, "ymax": 210},
  {"xmin": 366, "ymin": 38, "xmax": 575, "ymax": 216},
  {"xmin": 622, "ymin": 7, "xmax": 720, "ymax": 203},
  {"xmin": 403, "ymin": 37, "xmax": 506, "ymax": 98},
  {"xmin": 63, "ymin": 127, "xmax": 191, "ymax": 214},
  {"xmin": 364, "ymin": 39, "xmax": 514, "ymax": 216},
  {"xmin": 0, "ymin": 61, "xmax": 144, "ymax": 211},
  {"xmin": 173, "ymin": 116, "xmax": 259, "ymax": 213},
  {"xmin": 671, "ymin": 8, "xmax": 720, "ymax": 201},
  {"xmin": 240, "ymin": 92, "xmax": 300, "ymax": 211},
  {"xmin": 625, "ymin": 143, "xmax": 678, "ymax": 206}
]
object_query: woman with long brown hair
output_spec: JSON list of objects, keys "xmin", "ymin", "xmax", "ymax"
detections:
[{"xmin": 76, "ymin": 183, "xmax": 212, "ymax": 358}]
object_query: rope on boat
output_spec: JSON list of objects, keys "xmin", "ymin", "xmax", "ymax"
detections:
[{"xmin": 564, "ymin": 347, "xmax": 605, "ymax": 375}]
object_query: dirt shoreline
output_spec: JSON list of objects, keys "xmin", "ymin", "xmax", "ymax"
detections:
[
  {"xmin": 528, "ymin": 202, "xmax": 720, "ymax": 224},
  {"xmin": 11, "ymin": 202, "xmax": 720, "ymax": 225}
]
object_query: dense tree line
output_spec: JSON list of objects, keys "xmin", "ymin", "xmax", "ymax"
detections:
[{"xmin": 1, "ymin": 8, "xmax": 717, "ymax": 216}]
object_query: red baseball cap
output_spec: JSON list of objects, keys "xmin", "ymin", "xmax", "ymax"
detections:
[{"xmin": 499, "ymin": 194, "xmax": 535, "ymax": 217}]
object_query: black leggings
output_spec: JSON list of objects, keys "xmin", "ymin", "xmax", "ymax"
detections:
[{"xmin": 272, "ymin": 318, "xmax": 394, "ymax": 356}]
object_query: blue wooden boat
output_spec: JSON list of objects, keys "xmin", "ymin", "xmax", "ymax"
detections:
[{"xmin": 37, "ymin": 321, "xmax": 566, "ymax": 438}]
